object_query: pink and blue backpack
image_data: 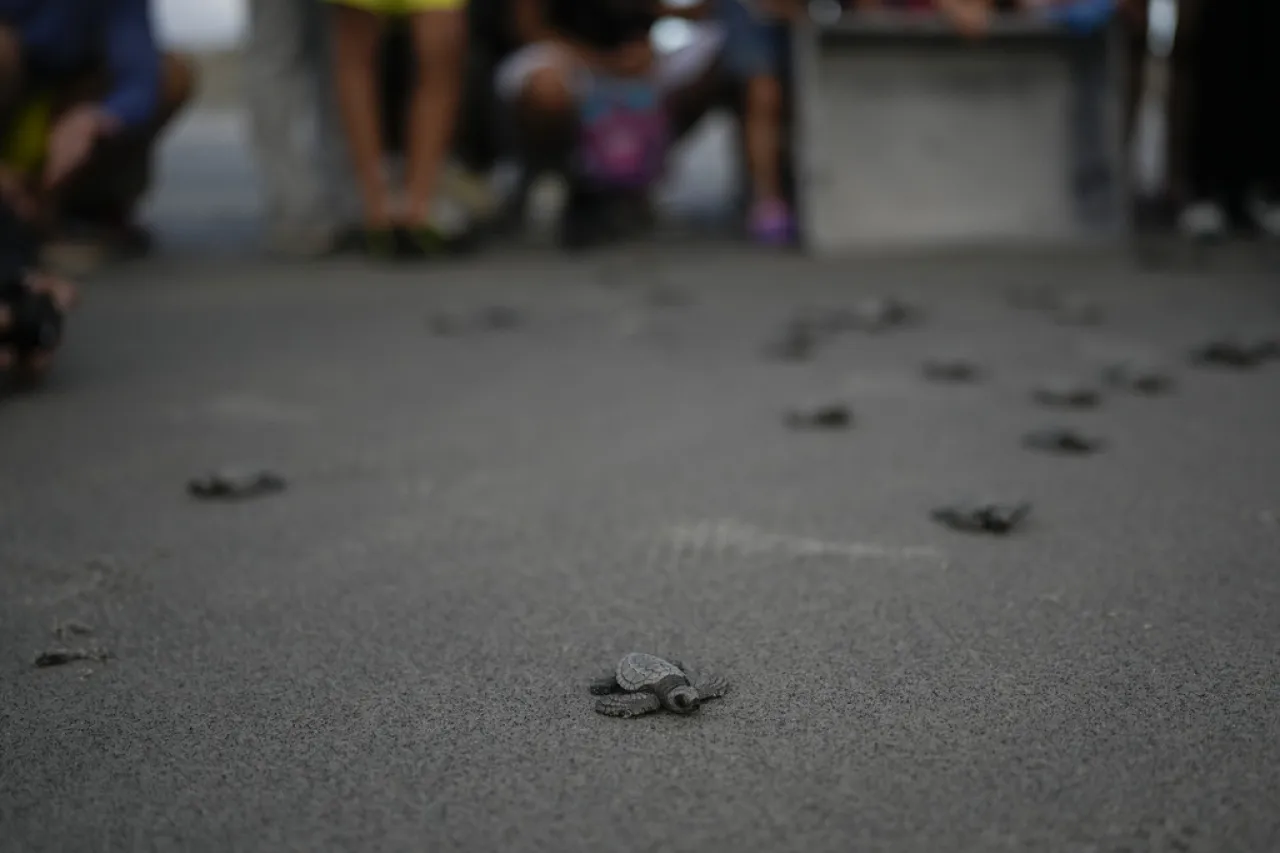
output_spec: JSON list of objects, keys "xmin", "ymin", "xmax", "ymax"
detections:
[{"xmin": 574, "ymin": 78, "xmax": 671, "ymax": 190}]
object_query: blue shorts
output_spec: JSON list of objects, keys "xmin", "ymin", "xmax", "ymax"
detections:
[{"xmin": 716, "ymin": 0, "xmax": 789, "ymax": 80}]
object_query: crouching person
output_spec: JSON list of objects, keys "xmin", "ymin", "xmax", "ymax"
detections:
[
  {"xmin": 0, "ymin": 0, "xmax": 196, "ymax": 271},
  {"xmin": 497, "ymin": 0, "xmax": 728, "ymax": 249}
]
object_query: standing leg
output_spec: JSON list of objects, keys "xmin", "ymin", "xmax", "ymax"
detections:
[
  {"xmin": 401, "ymin": 3, "xmax": 468, "ymax": 250},
  {"xmin": 245, "ymin": 0, "xmax": 334, "ymax": 254},
  {"xmin": 328, "ymin": 4, "xmax": 394, "ymax": 245}
]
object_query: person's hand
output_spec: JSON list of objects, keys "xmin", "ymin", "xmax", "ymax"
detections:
[
  {"xmin": 44, "ymin": 104, "xmax": 118, "ymax": 191},
  {"xmin": 942, "ymin": 1, "xmax": 992, "ymax": 38},
  {"xmin": 0, "ymin": 270, "xmax": 78, "ymax": 385},
  {"xmin": 602, "ymin": 40, "xmax": 656, "ymax": 78}
]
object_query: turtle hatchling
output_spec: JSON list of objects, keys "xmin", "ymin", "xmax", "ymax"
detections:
[
  {"xmin": 1190, "ymin": 337, "xmax": 1277, "ymax": 369},
  {"xmin": 1051, "ymin": 298, "xmax": 1104, "ymax": 326},
  {"xmin": 1103, "ymin": 361, "xmax": 1174, "ymax": 394},
  {"xmin": 785, "ymin": 401, "xmax": 852, "ymax": 430},
  {"xmin": 922, "ymin": 357, "xmax": 981, "ymax": 382},
  {"xmin": 932, "ymin": 501, "xmax": 1031, "ymax": 535},
  {"xmin": 1022, "ymin": 428, "xmax": 1104, "ymax": 455},
  {"xmin": 188, "ymin": 468, "xmax": 286, "ymax": 500},
  {"xmin": 845, "ymin": 297, "xmax": 916, "ymax": 332},
  {"xmin": 1005, "ymin": 285, "xmax": 1062, "ymax": 311},
  {"xmin": 764, "ymin": 318, "xmax": 821, "ymax": 361},
  {"xmin": 590, "ymin": 653, "xmax": 729, "ymax": 718},
  {"xmin": 1032, "ymin": 379, "xmax": 1101, "ymax": 409}
]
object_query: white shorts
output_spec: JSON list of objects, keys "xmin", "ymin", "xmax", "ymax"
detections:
[{"xmin": 494, "ymin": 24, "xmax": 726, "ymax": 103}]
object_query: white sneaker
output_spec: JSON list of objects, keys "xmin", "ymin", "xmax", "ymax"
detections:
[
  {"xmin": 1178, "ymin": 201, "xmax": 1227, "ymax": 241},
  {"xmin": 1250, "ymin": 197, "xmax": 1280, "ymax": 239}
]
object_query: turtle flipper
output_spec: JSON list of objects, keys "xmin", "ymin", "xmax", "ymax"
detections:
[
  {"xmin": 595, "ymin": 692, "xmax": 662, "ymax": 717},
  {"xmin": 589, "ymin": 674, "xmax": 621, "ymax": 696},
  {"xmin": 694, "ymin": 672, "xmax": 730, "ymax": 700}
]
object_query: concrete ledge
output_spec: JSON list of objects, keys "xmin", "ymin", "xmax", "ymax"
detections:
[
  {"xmin": 188, "ymin": 50, "xmax": 244, "ymax": 110},
  {"xmin": 793, "ymin": 14, "xmax": 1128, "ymax": 255}
]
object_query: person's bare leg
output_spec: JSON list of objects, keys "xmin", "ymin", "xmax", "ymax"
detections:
[
  {"xmin": 329, "ymin": 5, "xmax": 392, "ymax": 228},
  {"xmin": 744, "ymin": 73, "xmax": 783, "ymax": 204},
  {"xmin": 403, "ymin": 8, "xmax": 467, "ymax": 227}
]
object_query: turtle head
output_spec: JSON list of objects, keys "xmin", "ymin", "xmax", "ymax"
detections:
[{"xmin": 664, "ymin": 685, "xmax": 701, "ymax": 714}]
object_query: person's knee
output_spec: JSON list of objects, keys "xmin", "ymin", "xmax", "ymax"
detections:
[
  {"xmin": 412, "ymin": 10, "xmax": 467, "ymax": 75},
  {"xmin": 520, "ymin": 65, "xmax": 574, "ymax": 116},
  {"xmin": 160, "ymin": 52, "xmax": 198, "ymax": 116}
]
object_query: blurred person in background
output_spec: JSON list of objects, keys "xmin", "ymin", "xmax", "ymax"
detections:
[
  {"xmin": 1178, "ymin": 0, "xmax": 1279, "ymax": 240},
  {"xmin": 498, "ymin": 0, "xmax": 727, "ymax": 248},
  {"xmin": 706, "ymin": 0, "xmax": 801, "ymax": 246},
  {"xmin": 325, "ymin": 0, "xmax": 471, "ymax": 259},
  {"xmin": 0, "ymin": 0, "xmax": 195, "ymax": 269}
]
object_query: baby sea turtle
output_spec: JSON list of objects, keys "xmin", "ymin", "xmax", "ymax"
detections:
[
  {"xmin": 1032, "ymin": 379, "xmax": 1101, "ymax": 409},
  {"xmin": 784, "ymin": 401, "xmax": 852, "ymax": 430},
  {"xmin": 764, "ymin": 318, "xmax": 821, "ymax": 362},
  {"xmin": 480, "ymin": 305, "xmax": 526, "ymax": 330},
  {"xmin": 844, "ymin": 297, "xmax": 917, "ymax": 332},
  {"xmin": 1190, "ymin": 337, "xmax": 1277, "ymax": 369},
  {"xmin": 1005, "ymin": 285, "xmax": 1062, "ymax": 311},
  {"xmin": 187, "ymin": 468, "xmax": 286, "ymax": 500},
  {"xmin": 1022, "ymin": 428, "xmax": 1104, "ymax": 455},
  {"xmin": 33, "ymin": 646, "xmax": 110, "ymax": 668},
  {"xmin": 428, "ymin": 306, "xmax": 525, "ymax": 336},
  {"xmin": 590, "ymin": 653, "xmax": 729, "ymax": 718},
  {"xmin": 1051, "ymin": 298, "xmax": 1104, "ymax": 326},
  {"xmin": 932, "ymin": 501, "xmax": 1031, "ymax": 535},
  {"xmin": 645, "ymin": 284, "xmax": 693, "ymax": 308},
  {"xmin": 1102, "ymin": 361, "xmax": 1174, "ymax": 395},
  {"xmin": 922, "ymin": 357, "xmax": 981, "ymax": 382}
]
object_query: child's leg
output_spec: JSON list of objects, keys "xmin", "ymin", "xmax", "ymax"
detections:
[
  {"xmin": 744, "ymin": 72, "xmax": 784, "ymax": 205},
  {"xmin": 328, "ymin": 4, "xmax": 391, "ymax": 229},
  {"xmin": 403, "ymin": 4, "xmax": 467, "ymax": 228}
]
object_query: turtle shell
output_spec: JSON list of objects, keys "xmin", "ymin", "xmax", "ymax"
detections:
[{"xmin": 616, "ymin": 653, "xmax": 686, "ymax": 692}]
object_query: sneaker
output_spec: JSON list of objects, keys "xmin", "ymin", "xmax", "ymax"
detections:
[
  {"xmin": 396, "ymin": 199, "xmax": 477, "ymax": 259},
  {"xmin": 1249, "ymin": 197, "xmax": 1280, "ymax": 239},
  {"xmin": 439, "ymin": 163, "xmax": 500, "ymax": 223},
  {"xmin": 749, "ymin": 198, "xmax": 794, "ymax": 246},
  {"xmin": 1178, "ymin": 201, "xmax": 1227, "ymax": 241}
]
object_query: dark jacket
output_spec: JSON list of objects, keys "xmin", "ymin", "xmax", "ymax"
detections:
[{"xmin": 0, "ymin": 0, "xmax": 160, "ymax": 130}]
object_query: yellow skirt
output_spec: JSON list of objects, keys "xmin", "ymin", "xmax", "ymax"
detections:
[
  {"xmin": 327, "ymin": 0, "xmax": 466, "ymax": 13},
  {"xmin": 1, "ymin": 92, "xmax": 53, "ymax": 178}
]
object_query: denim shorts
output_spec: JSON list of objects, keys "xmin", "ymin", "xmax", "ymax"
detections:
[{"xmin": 716, "ymin": 0, "xmax": 789, "ymax": 80}]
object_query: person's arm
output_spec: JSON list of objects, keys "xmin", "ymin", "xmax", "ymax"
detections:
[{"xmin": 98, "ymin": 0, "xmax": 162, "ymax": 131}]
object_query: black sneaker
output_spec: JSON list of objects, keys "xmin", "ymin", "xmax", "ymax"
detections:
[
  {"xmin": 394, "ymin": 224, "xmax": 479, "ymax": 259},
  {"xmin": 558, "ymin": 185, "xmax": 611, "ymax": 251},
  {"xmin": 355, "ymin": 227, "xmax": 399, "ymax": 259}
]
